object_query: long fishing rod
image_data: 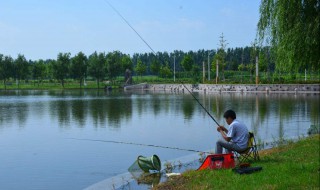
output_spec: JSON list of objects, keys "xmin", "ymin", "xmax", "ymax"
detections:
[
  {"xmin": 68, "ymin": 138, "xmax": 209, "ymax": 153},
  {"xmin": 103, "ymin": 1, "xmax": 220, "ymax": 127},
  {"xmin": 181, "ymin": 82, "xmax": 220, "ymax": 126}
]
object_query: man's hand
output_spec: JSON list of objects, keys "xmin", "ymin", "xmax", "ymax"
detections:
[{"xmin": 217, "ymin": 126, "xmax": 224, "ymax": 132}]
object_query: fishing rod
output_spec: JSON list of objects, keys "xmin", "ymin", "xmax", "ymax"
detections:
[
  {"xmin": 180, "ymin": 82, "xmax": 220, "ymax": 126},
  {"xmin": 68, "ymin": 138, "xmax": 210, "ymax": 154},
  {"xmin": 104, "ymin": 0, "xmax": 221, "ymax": 127}
]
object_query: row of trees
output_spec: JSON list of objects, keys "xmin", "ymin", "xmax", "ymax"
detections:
[
  {"xmin": 1, "ymin": 44, "xmax": 276, "ymax": 88},
  {"xmin": 0, "ymin": 51, "xmax": 133, "ymax": 89}
]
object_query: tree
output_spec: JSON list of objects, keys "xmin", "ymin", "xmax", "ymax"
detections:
[
  {"xmin": 32, "ymin": 59, "xmax": 46, "ymax": 86},
  {"xmin": 0, "ymin": 55, "xmax": 14, "ymax": 89},
  {"xmin": 159, "ymin": 64, "xmax": 172, "ymax": 78},
  {"xmin": 249, "ymin": 40, "xmax": 258, "ymax": 82},
  {"xmin": 135, "ymin": 59, "xmax": 146, "ymax": 78},
  {"xmin": 259, "ymin": 47, "xmax": 269, "ymax": 81},
  {"xmin": 181, "ymin": 54, "xmax": 194, "ymax": 72},
  {"xmin": 258, "ymin": 0, "xmax": 320, "ymax": 73},
  {"xmin": 88, "ymin": 52, "xmax": 106, "ymax": 89},
  {"xmin": 106, "ymin": 51, "xmax": 122, "ymax": 82},
  {"xmin": 53, "ymin": 52, "xmax": 71, "ymax": 87},
  {"xmin": 191, "ymin": 64, "xmax": 201, "ymax": 83},
  {"xmin": 71, "ymin": 52, "xmax": 87, "ymax": 88},
  {"xmin": 238, "ymin": 63, "xmax": 246, "ymax": 83},
  {"xmin": 216, "ymin": 33, "xmax": 228, "ymax": 80},
  {"xmin": 121, "ymin": 54, "xmax": 133, "ymax": 72},
  {"xmin": 14, "ymin": 54, "xmax": 29, "ymax": 88},
  {"xmin": 150, "ymin": 58, "xmax": 161, "ymax": 75}
]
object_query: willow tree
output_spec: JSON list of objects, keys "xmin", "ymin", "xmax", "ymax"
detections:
[{"xmin": 257, "ymin": 0, "xmax": 319, "ymax": 74}]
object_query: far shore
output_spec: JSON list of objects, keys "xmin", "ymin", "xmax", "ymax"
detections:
[{"xmin": 1, "ymin": 83, "xmax": 320, "ymax": 93}]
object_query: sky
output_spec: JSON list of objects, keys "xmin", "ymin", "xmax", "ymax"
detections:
[{"xmin": 0, "ymin": 0, "xmax": 261, "ymax": 60}]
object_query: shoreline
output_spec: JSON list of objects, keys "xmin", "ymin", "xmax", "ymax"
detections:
[
  {"xmin": 84, "ymin": 134, "xmax": 319, "ymax": 190},
  {"xmin": 146, "ymin": 84, "xmax": 320, "ymax": 94},
  {"xmin": 1, "ymin": 83, "xmax": 319, "ymax": 93},
  {"xmin": 154, "ymin": 134, "xmax": 320, "ymax": 190}
]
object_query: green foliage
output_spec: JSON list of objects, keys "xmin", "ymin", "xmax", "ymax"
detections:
[
  {"xmin": 191, "ymin": 64, "xmax": 201, "ymax": 83},
  {"xmin": 258, "ymin": 0, "xmax": 320, "ymax": 73},
  {"xmin": 14, "ymin": 54, "xmax": 29, "ymax": 87},
  {"xmin": 0, "ymin": 54, "xmax": 14, "ymax": 89},
  {"xmin": 88, "ymin": 52, "xmax": 106, "ymax": 88},
  {"xmin": 215, "ymin": 33, "xmax": 228, "ymax": 80},
  {"xmin": 106, "ymin": 51, "xmax": 122, "ymax": 82},
  {"xmin": 53, "ymin": 52, "xmax": 71, "ymax": 87},
  {"xmin": 135, "ymin": 59, "xmax": 147, "ymax": 77},
  {"xmin": 181, "ymin": 54, "xmax": 194, "ymax": 72},
  {"xmin": 32, "ymin": 59, "xmax": 47, "ymax": 86},
  {"xmin": 71, "ymin": 51, "xmax": 87, "ymax": 88},
  {"xmin": 121, "ymin": 54, "xmax": 133, "ymax": 71},
  {"xmin": 150, "ymin": 59, "xmax": 161, "ymax": 75},
  {"xmin": 159, "ymin": 64, "xmax": 172, "ymax": 78}
]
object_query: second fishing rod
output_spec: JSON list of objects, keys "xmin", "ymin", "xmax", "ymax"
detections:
[{"xmin": 105, "ymin": 0, "xmax": 220, "ymax": 127}]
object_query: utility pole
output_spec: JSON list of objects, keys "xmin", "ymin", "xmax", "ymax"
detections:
[
  {"xmin": 203, "ymin": 61, "xmax": 205, "ymax": 83},
  {"xmin": 255, "ymin": 56, "xmax": 259, "ymax": 85},
  {"xmin": 208, "ymin": 50, "xmax": 211, "ymax": 81},
  {"xmin": 216, "ymin": 60, "xmax": 219, "ymax": 84},
  {"xmin": 174, "ymin": 55, "xmax": 176, "ymax": 82},
  {"xmin": 305, "ymin": 69, "xmax": 307, "ymax": 81}
]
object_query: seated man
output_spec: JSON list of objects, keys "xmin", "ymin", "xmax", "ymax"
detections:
[{"xmin": 216, "ymin": 110, "xmax": 249, "ymax": 154}]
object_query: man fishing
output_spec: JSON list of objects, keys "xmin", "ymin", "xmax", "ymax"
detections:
[{"xmin": 216, "ymin": 110, "xmax": 249, "ymax": 154}]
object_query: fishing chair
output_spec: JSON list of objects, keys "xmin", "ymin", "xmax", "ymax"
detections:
[{"xmin": 234, "ymin": 132, "xmax": 260, "ymax": 164}]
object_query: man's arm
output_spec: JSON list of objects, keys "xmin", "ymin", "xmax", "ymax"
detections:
[
  {"xmin": 218, "ymin": 126, "xmax": 228, "ymax": 133},
  {"xmin": 217, "ymin": 126, "xmax": 231, "ymax": 142}
]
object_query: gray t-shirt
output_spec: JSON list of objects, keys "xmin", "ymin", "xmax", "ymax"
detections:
[{"xmin": 227, "ymin": 119, "xmax": 249, "ymax": 149}]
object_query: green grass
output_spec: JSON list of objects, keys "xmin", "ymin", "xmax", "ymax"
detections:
[
  {"xmin": 154, "ymin": 135, "xmax": 320, "ymax": 190},
  {"xmin": 0, "ymin": 72, "xmax": 319, "ymax": 90},
  {"xmin": 0, "ymin": 80, "xmax": 121, "ymax": 90}
]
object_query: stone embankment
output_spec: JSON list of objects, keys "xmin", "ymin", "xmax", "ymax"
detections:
[{"xmin": 147, "ymin": 84, "xmax": 320, "ymax": 93}]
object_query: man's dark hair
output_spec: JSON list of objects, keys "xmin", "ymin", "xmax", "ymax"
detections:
[{"xmin": 223, "ymin": 110, "xmax": 236, "ymax": 119}]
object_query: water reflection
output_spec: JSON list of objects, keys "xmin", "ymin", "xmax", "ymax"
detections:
[{"xmin": 0, "ymin": 90, "xmax": 319, "ymax": 136}]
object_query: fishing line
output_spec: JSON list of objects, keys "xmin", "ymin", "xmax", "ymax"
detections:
[
  {"xmin": 103, "ymin": 0, "xmax": 156, "ymax": 55},
  {"xmin": 104, "ymin": 1, "xmax": 220, "ymax": 126},
  {"xmin": 68, "ymin": 138, "xmax": 210, "ymax": 154}
]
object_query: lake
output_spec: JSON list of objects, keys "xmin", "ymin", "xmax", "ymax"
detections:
[{"xmin": 0, "ymin": 89, "xmax": 319, "ymax": 190}]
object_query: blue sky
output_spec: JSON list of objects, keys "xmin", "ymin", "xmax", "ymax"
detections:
[{"xmin": 0, "ymin": 0, "xmax": 261, "ymax": 60}]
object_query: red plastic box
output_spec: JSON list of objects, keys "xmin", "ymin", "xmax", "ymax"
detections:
[{"xmin": 198, "ymin": 153, "xmax": 235, "ymax": 170}]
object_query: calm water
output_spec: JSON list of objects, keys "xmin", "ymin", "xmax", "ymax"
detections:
[{"xmin": 0, "ymin": 90, "xmax": 319, "ymax": 190}]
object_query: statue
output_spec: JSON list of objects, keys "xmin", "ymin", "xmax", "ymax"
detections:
[{"xmin": 125, "ymin": 69, "xmax": 132, "ymax": 85}]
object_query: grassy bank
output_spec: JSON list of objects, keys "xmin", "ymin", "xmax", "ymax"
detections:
[{"xmin": 154, "ymin": 135, "xmax": 320, "ymax": 190}]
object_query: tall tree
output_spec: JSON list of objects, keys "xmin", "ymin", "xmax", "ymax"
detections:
[
  {"xmin": 14, "ymin": 54, "xmax": 29, "ymax": 88},
  {"xmin": 216, "ymin": 33, "xmax": 228, "ymax": 80},
  {"xmin": 71, "ymin": 52, "xmax": 87, "ymax": 88},
  {"xmin": 150, "ymin": 58, "xmax": 161, "ymax": 75},
  {"xmin": 159, "ymin": 63, "xmax": 172, "ymax": 78},
  {"xmin": 0, "ymin": 55, "xmax": 14, "ymax": 89},
  {"xmin": 258, "ymin": 0, "xmax": 320, "ymax": 73},
  {"xmin": 53, "ymin": 53, "xmax": 71, "ymax": 87},
  {"xmin": 121, "ymin": 54, "xmax": 133, "ymax": 72},
  {"xmin": 106, "ymin": 51, "xmax": 122, "ymax": 82},
  {"xmin": 181, "ymin": 54, "xmax": 194, "ymax": 77},
  {"xmin": 135, "ymin": 59, "xmax": 146, "ymax": 78},
  {"xmin": 88, "ymin": 52, "xmax": 106, "ymax": 89},
  {"xmin": 32, "ymin": 59, "xmax": 46, "ymax": 86}
]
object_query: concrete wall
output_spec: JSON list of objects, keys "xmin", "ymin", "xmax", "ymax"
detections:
[{"xmin": 147, "ymin": 84, "xmax": 320, "ymax": 93}]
